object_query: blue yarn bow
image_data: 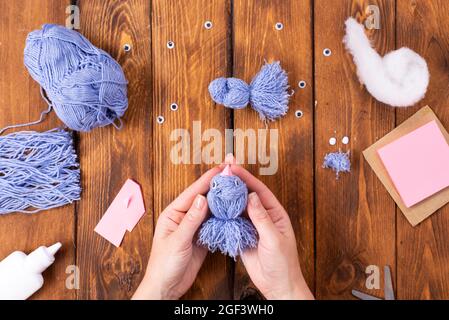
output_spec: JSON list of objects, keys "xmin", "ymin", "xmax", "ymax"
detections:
[
  {"xmin": 198, "ymin": 166, "xmax": 257, "ymax": 259},
  {"xmin": 208, "ymin": 61, "xmax": 290, "ymax": 121}
]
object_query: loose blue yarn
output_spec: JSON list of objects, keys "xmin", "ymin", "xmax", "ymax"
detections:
[
  {"xmin": 323, "ymin": 151, "xmax": 351, "ymax": 178},
  {"xmin": 208, "ymin": 62, "xmax": 290, "ymax": 121},
  {"xmin": 198, "ymin": 174, "xmax": 257, "ymax": 259},
  {"xmin": 0, "ymin": 129, "xmax": 81, "ymax": 214},
  {"xmin": 23, "ymin": 24, "xmax": 128, "ymax": 132}
]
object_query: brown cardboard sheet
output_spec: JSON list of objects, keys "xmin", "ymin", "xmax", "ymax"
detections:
[{"xmin": 363, "ymin": 106, "xmax": 449, "ymax": 226}]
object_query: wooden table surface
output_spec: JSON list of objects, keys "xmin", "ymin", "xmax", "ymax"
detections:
[{"xmin": 0, "ymin": 0, "xmax": 448, "ymax": 300}]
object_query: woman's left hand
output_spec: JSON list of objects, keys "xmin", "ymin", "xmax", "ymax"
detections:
[{"xmin": 132, "ymin": 167, "xmax": 222, "ymax": 300}]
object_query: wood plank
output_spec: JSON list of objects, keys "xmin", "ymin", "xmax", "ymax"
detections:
[
  {"xmin": 232, "ymin": 0, "xmax": 315, "ymax": 298},
  {"xmin": 396, "ymin": 0, "xmax": 449, "ymax": 299},
  {"xmin": 76, "ymin": 0, "xmax": 153, "ymax": 299},
  {"xmin": 152, "ymin": 0, "xmax": 232, "ymax": 299},
  {"xmin": 0, "ymin": 0, "xmax": 74, "ymax": 299},
  {"xmin": 314, "ymin": 0, "xmax": 396, "ymax": 299}
]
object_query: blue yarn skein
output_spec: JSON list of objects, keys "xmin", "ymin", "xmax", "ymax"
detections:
[
  {"xmin": 0, "ymin": 129, "xmax": 81, "ymax": 214},
  {"xmin": 198, "ymin": 166, "xmax": 258, "ymax": 259},
  {"xmin": 23, "ymin": 24, "xmax": 128, "ymax": 132},
  {"xmin": 208, "ymin": 61, "xmax": 290, "ymax": 121}
]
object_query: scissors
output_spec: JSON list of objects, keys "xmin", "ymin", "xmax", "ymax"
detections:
[{"xmin": 352, "ymin": 265, "xmax": 395, "ymax": 300}]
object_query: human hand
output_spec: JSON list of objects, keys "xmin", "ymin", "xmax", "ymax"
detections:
[
  {"xmin": 229, "ymin": 159, "xmax": 314, "ymax": 300},
  {"xmin": 132, "ymin": 166, "xmax": 223, "ymax": 300}
]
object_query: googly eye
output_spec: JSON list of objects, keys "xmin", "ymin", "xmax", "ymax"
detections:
[
  {"xmin": 295, "ymin": 110, "xmax": 303, "ymax": 118},
  {"xmin": 298, "ymin": 80, "xmax": 307, "ymax": 89},
  {"xmin": 275, "ymin": 22, "xmax": 284, "ymax": 30},
  {"xmin": 156, "ymin": 115, "xmax": 165, "ymax": 124},
  {"xmin": 167, "ymin": 41, "xmax": 175, "ymax": 49},
  {"xmin": 204, "ymin": 21, "xmax": 213, "ymax": 29},
  {"xmin": 212, "ymin": 181, "xmax": 217, "ymax": 189},
  {"xmin": 123, "ymin": 44, "xmax": 132, "ymax": 52},
  {"xmin": 170, "ymin": 103, "xmax": 178, "ymax": 111},
  {"xmin": 323, "ymin": 48, "xmax": 332, "ymax": 57}
]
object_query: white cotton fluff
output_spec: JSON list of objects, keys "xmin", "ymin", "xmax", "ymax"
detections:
[{"xmin": 343, "ymin": 17, "xmax": 429, "ymax": 107}]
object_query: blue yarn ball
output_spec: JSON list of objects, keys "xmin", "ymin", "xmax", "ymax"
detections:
[
  {"xmin": 24, "ymin": 24, "xmax": 128, "ymax": 132},
  {"xmin": 198, "ymin": 173, "xmax": 258, "ymax": 259}
]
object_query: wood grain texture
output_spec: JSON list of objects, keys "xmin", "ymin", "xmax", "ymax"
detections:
[
  {"xmin": 152, "ymin": 0, "xmax": 233, "ymax": 299},
  {"xmin": 232, "ymin": 0, "xmax": 315, "ymax": 299},
  {"xmin": 2, "ymin": 0, "xmax": 449, "ymax": 300},
  {"xmin": 76, "ymin": 0, "xmax": 153, "ymax": 299},
  {"xmin": 396, "ymin": 0, "xmax": 449, "ymax": 299},
  {"xmin": 314, "ymin": 0, "xmax": 396, "ymax": 299},
  {"xmin": 0, "ymin": 0, "xmax": 74, "ymax": 300}
]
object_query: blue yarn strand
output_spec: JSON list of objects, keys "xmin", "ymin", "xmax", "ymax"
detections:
[
  {"xmin": 208, "ymin": 61, "xmax": 290, "ymax": 121},
  {"xmin": 0, "ymin": 88, "xmax": 53, "ymax": 136},
  {"xmin": 23, "ymin": 24, "xmax": 128, "ymax": 132},
  {"xmin": 0, "ymin": 129, "xmax": 81, "ymax": 214},
  {"xmin": 198, "ymin": 174, "xmax": 258, "ymax": 259}
]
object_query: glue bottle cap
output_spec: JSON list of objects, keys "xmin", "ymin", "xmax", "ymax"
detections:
[
  {"xmin": 25, "ymin": 242, "xmax": 62, "ymax": 274},
  {"xmin": 47, "ymin": 242, "xmax": 62, "ymax": 255}
]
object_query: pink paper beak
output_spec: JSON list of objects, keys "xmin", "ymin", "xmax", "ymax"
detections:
[{"xmin": 220, "ymin": 165, "xmax": 233, "ymax": 176}]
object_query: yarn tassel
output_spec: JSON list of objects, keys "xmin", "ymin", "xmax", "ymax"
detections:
[
  {"xmin": 198, "ymin": 217, "xmax": 257, "ymax": 259},
  {"xmin": 249, "ymin": 62, "xmax": 290, "ymax": 121},
  {"xmin": 0, "ymin": 129, "xmax": 81, "ymax": 214},
  {"xmin": 323, "ymin": 151, "xmax": 351, "ymax": 178},
  {"xmin": 208, "ymin": 61, "xmax": 290, "ymax": 121}
]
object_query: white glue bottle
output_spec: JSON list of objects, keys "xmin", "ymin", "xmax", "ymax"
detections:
[{"xmin": 0, "ymin": 242, "xmax": 62, "ymax": 300}]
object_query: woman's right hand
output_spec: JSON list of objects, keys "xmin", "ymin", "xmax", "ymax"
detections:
[{"xmin": 229, "ymin": 157, "xmax": 314, "ymax": 300}]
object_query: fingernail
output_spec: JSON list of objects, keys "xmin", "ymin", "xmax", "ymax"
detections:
[
  {"xmin": 195, "ymin": 195, "xmax": 206, "ymax": 210},
  {"xmin": 225, "ymin": 153, "xmax": 235, "ymax": 164},
  {"xmin": 249, "ymin": 192, "xmax": 261, "ymax": 208}
]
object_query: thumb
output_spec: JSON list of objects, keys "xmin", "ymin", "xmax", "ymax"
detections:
[
  {"xmin": 247, "ymin": 192, "xmax": 278, "ymax": 242},
  {"xmin": 175, "ymin": 194, "xmax": 208, "ymax": 245}
]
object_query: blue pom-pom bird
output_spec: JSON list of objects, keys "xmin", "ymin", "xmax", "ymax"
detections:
[{"xmin": 198, "ymin": 165, "xmax": 257, "ymax": 259}]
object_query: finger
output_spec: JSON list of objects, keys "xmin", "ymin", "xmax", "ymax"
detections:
[
  {"xmin": 169, "ymin": 166, "xmax": 222, "ymax": 212},
  {"xmin": 192, "ymin": 245, "xmax": 208, "ymax": 270},
  {"xmin": 154, "ymin": 209, "xmax": 185, "ymax": 238},
  {"xmin": 231, "ymin": 165, "xmax": 282, "ymax": 210},
  {"xmin": 175, "ymin": 194, "xmax": 208, "ymax": 245},
  {"xmin": 240, "ymin": 247, "xmax": 259, "ymax": 272},
  {"xmin": 247, "ymin": 192, "xmax": 279, "ymax": 242}
]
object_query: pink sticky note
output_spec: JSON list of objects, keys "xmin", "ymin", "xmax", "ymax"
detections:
[
  {"xmin": 378, "ymin": 120, "xmax": 449, "ymax": 208},
  {"xmin": 94, "ymin": 179, "xmax": 146, "ymax": 247}
]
